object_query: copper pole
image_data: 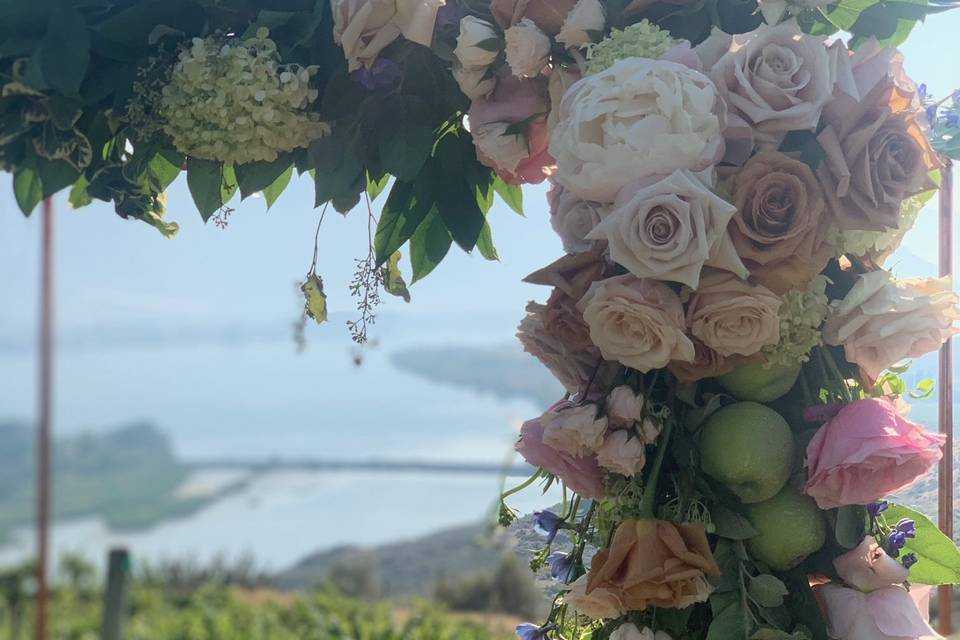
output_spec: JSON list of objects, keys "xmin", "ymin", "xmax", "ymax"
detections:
[
  {"xmin": 35, "ymin": 197, "xmax": 54, "ymax": 640},
  {"xmin": 938, "ymin": 160, "xmax": 954, "ymax": 636}
]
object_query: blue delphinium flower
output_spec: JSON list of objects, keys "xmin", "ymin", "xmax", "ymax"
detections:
[
  {"xmin": 516, "ymin": 623, "xmax": 547, "ymax": 640},
  {"xmin": 895, "ymin": 518, "xmax": 917, "ymax": 539},
  {"xmin": 919, "ymin": 83, "xmax": 928, "ymax": 100},
  {"xmin": 903, "ymin": 553, "xmax": 919, "ymax": 570},
  {"xmin": 867, "ymin": 501, "xmax": 889, "ymax": 518},
  {"xmin": 926, "ymin": 104, "xmax": 939, "ymax": 126},
  {"xmin": 350, "ymin": 58, "xmax": 402, "ymax": 91},
  {"xmin": 534, "ymin": 511, "xmax": 563, "ymax": 543},
  {"xmin": 946, "ymin": 112, "xmax": 959, "ymax": 129},
  {"xmin": 887, "ymin": 531, "xmax": 908, "ymax": 557},
  {"xmin": 547, "ymin": 551, "xmax": 575, "ymax": 582}
]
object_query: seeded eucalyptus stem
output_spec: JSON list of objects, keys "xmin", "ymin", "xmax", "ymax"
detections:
[{"xmin": 638, "ymin": 416, "xmax": 675, "ymax": 519}]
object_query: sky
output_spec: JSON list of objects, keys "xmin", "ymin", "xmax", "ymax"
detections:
[{"xmin": 1, "ymin": 13, "xmax": 959, "ymax": 415}]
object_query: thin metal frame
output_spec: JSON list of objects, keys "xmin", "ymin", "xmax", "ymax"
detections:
[
  {"xmin": 34, "ymin": 198, "xmax": 53, "ymax": 640},
  {"xmin": 939, "ymin": 161, "xmax": 955, "ymax": 636}
]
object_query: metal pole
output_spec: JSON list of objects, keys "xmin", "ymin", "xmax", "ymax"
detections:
[
  {"xmin": 35, "ymin": 197, "xmax": 54, "ymax": 640},
  {"xmin": 100, "ymin": 548, "xmax": 130, "ymax": 640},
  {"xmin": 938, "ymin": 161, "xmax": 954, "ymax": 636}
]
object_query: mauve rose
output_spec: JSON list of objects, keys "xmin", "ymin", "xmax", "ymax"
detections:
[
  {"xmin": 596, "ymin": 429, "xmax": 647, "ymax": 476},
  {"xmin": 524, "ymin": 250, "xmax": 607, "ymax": 301},
  {"xmin": 834, "ymin": 536, "xmax": 909, "ymax": 592},
  {"xmin": 606, "ymin": 386, "xmax": 644, "ymax": 427},
  {"xmin": 804, "ymin": 397, "xmax": 945, "ymax": 509},
  {"xmin": 578, "ymin": 275, "xmax": 696, "ymax": 372},
  {"xmin": 587, "ymin": 170, "xmax": 746, "ymax": 289},
  {"xmin": 548, "ymin": 183, "xmax": 606, "ymax": 254},
  {"xmin": 490, "ymin": 0, "xmax": 578, "ymax": 35},
  {"xmin": 333, "ymin": 0, "xmax": 444, "ymax": 71},
  {"xmin": 817, "ymin": 584, "xmax": 941, "ymax": 640},
  {"xmin": 729, "ymin": 151, "xmax": 834, "ymax": 294},
  {"xmin": 667, "ymin": 338, "xmax": 738, "ymax": 384},
  {"xmin": 515, "ymin": 414, "xmax": 606, "ymax": 499},
  {"xmin": 541, "ymin": 400, "xmax": 608, "ymax": 456},
  {"xmin": 817, "ymin": 42, "xmax": 938, "ymax": 232},
  {"xmin": 518, "ymin": 297, "xmax": 600, "ymax": 394},
  {"xmin": 823, "ymin": 271, "xmax": 960, "ymax": 380},
  {"xmin": 686, "ymin": 271, "xmax": 781, "ymax": 358}
]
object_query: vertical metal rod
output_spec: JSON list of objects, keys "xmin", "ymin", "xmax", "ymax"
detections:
[
  {"xmin": 100, "ymin": 548, "xmax": 131, "ymax": 640},
  {"xmin": 35, "ymin": 197, "xmax": 54, "ymax": 640},
  {"xmin": 938, "ymin": 161, "xmax": 954, "ymax": 636}
]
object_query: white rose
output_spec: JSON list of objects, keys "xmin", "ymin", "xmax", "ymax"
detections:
[
  {"xmin": 455, "ymin": 16, "xmax": 501, "ymax": 69},
  {"xmin": 505, "ymin": 18, "xmax": 551, "ymax": 78},
  {"xmin": 550, "ymin": 58, "xmax": 725, "ymax": 202},
  {"xmin": 606, "ymin": 386, "xmax": 643, "ymax": 427},
  {"xmin": 596, "ymin": 429, "xmax": 646, "ymax": 476},
  {"xmin": 472, "ymin": 123, "xmax": 529, "ymax": 174},
  {"xmin": 578, "ymin": 274, "xmax": 696, "ymax": 372},
  {"xmin": 453, "ymin": 64, "xmax": 496, "ymax": 99},
  {"xmin": 333, "ymin": 0, "xmax": 444, "ymax": 71},
  {"xmin": 586, "ymin": 170, "xmax": 747, "ymax": 289},
  {"xmin": 542, "ymin": 402, "xmax": 608, "ymax": 455},
  {"xmin": 610, "ymin": 623, "xmax": 674, "ymax": 640},
  {"xmin": 557, "ymin": 0, "xmax": 606, "ymax": 49},
  {"xmin": 548, "ymin": 183, "xmax": 606, "ymax": 254}
]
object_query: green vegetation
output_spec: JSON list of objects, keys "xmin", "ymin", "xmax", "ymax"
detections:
[{"xmin": 0, "ymin": 422, "xmax": 235, "ymax": 543}]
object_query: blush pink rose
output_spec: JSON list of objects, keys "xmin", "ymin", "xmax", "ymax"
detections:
[
  {"xmin": 817, "ymin": 584, "xmax": 941, "ymax": 640},
  {"xmin": 834, "ymin": 535, "xmax": 909, "ymax": 592},
  {"xmin": 804, "ymin": 397, "xmax": 945, "ymax": 509},
  {"xmin": 515, "ymin": 411, "xmax": 606, "ymax": 499}
]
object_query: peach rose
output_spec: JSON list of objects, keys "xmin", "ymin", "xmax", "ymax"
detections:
[
  {"xmin": 823, "ymin": 271, "xmax": 960, "ymax": 380},
  {"xmin": 566, "ymin": 574, "xmax": 625, "ymax": 619},
  {"xmin": 685, "ymin": 271, "xmax": 781, "ymax": 358},
  {"xmin": 586, "ymin": 519, "xmax": 720, "ymax": 611},
  {"xmin": 517, "ymin": 298, "xmax": 600, "ymax": 394},
  {"xmin": 332, "ymin": 0, "xmax": 444, "ymax": 71},
  {"xmin": 578, "ymin": 275, "xmax": 696, "ymax": 372},
  {"xmin": 729, "ymin": 151, "xmax": 834, "ymax": 294}
]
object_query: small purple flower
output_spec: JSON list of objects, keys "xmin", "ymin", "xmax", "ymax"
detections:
[
  {"xmin": 434, "ymin": 2, "xmax": 467, "ymax": 42},
  {"xmin": 534, "ymin": 511, "xmax": 563, "ymax": 543},
  {"xmin": 803, "ymin": 402, "xmax": 845, "ymax": 424},
  {"xmin": 888, "ymin": 530, "xmax": 908, "ymax": 557},
  {"xmin": 350, "ymin": 58, "xmax": 402, "ymax": 91},
  {"xmin": 547, "ymin": 551, "xmax": 575, "ymax": 582},
  {"xmin": 895, "ymin": 518, "xmax": 917, "ymax": 539},
  {"xmin": 918, "ymin": 83, "xmax": 928, "ymax": 100},
  {"xmin": 516, "ymin": 623, "xmax": 547, "ymax": 640},
  {"xmin": 946, "ymin": 112, "xmax": 959, "ymax": 129},
  {"xmin": 867, "ymin": 501, "xmax": 889, "ymax": 518},
  {"xmin": 902, "ymin": 553, "xmax": 918, "ymax": 569},
  {"xmin": 926, "ymin": 104, "xmax": 939, "ymax": 125}
]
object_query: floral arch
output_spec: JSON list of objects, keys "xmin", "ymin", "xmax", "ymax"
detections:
[{"xmin": 4, "ymin": 0, "xmax": 960, "ymax": 638}]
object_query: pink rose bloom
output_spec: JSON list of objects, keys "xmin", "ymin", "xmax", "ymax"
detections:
[
  {"xmin": 515, "ymin": 413, "xmax": 606, "ymax": 499},
  {"xmin": 804, "ymin": 397, "xmax": 944, "ymax": 509},
  {"xmin": 817, "ymin": 584, "xmax": 941, "ymax": 639},
  {"xmin": 834, "ymin": 536, "xmax": 909, "ymax": 592}
]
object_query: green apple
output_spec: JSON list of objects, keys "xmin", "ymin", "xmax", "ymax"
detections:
[
  {"xmin": 699, "ymin": 402, "xmax": 795, "ymax": 503},
  {"xmin": 746, "ymin": 487, "xmax": 826, "ymax": 571},
  {"xmin": 718, "ymin": 361, "xmax": 802, "ymax": 403}
]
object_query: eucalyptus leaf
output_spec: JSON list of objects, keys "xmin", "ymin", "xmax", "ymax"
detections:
[
  {"xmin": 713, "ymin": 504, "xmax": 759, "ymax": 540},
  {"xmin": 748, "ymin": 574, "xmax": 789, "ymax": 608}
]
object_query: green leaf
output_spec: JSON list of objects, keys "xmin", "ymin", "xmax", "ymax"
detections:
[
  {"xmin": 910, "ymin": 378, "xmax": 935, "ymax": 399},
  {"xmin": 493, "ymin": 176, "xmax": 523, "ymax": 215},
  {"xmin": 36, "ymin": 159, "xmax": 79, "ymax": 198},
  {"xmin": 713, "ymin": 504, "xmax": 759, "ymax": 540},
  {"xmin": 707, "ymin": 592, "xmax": 748, "ymax": 640},
  {"xmin": 476, "ymin": 222, "xmax": 499, "ymax": 261},
  {"xmin": 380, "ymin": 251, "xmax": 411, "ymax": 302},
  {"xmin": 748, "ymin": 574, "xmax": 789, "ymax": 608},
  {"xmin": 263, "ymin": 166, "xmax": 293, "ymax": 210},
  {"xmin": 300, "ymin": 274, "xmax": 327, "ymax": 324},
  {"xmin": 409, "ymin": 208, "xmax": 452, "ymax": 283},
  {"xmin": 373, "ymin": 177, "xmax": 432, "ymax": 266},
  {"xmin": 835, "ymin": 505, "xmax": 868, "ymax": 549},
  {"xmin": 235, "ymin": 156, "xmax": 293, "ymax": 200},
  {"xmin": 435, "ymin": 177, "xmax": 485, "ymax": 253},
  {"xmin": 380, "ymin": 124, "xmax": 433, "ymax": 182},
  {"xmin": 68, "ymin": 175, "xmax": 92, "ymax": 209},
  {"xmin": 886, "ymin": 504, "xmax": 960, "ymax": 585},
  {"xmin": 366, "ymin": 172, "xmax": 391, "ymax": 201},
  {"xmin": 13, "ymin": 169, "xmax": 43, "ymax": 216},
  {"xmin": 187, "ymin": 158, "xmax": 235, "ymax": 222},
  {"xmin": 149, "ymin": 152, "xmax": 182, "ymax": 191},
  {"xmin": 37, "ymin": 6, "xmax": 91, "ymax": 96}
]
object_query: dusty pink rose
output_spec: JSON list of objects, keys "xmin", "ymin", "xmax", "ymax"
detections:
[
  {"xmin": 490, "ymin": 0, "xmax": 577, "ymax": 34},
  {"xmin": 515, "ymin": 413, "xmax": 606, "ymax": 499},
  {"xmin": 606, "ymin": 386, "xmax": 644, "ymax": 428},
  {"xmin": 804, "ymin": 397, "xmax": 945, "ymax": 509},
  {"xmin": 541, "ymin": 400, "xmax": 608, "ymax": 456},
  {"xmin": 823, "ymin": 271, "xmax": 960, "ymax": 380},
  {"xmin": 548, "ymin": 183, "xmax": 606, "ymax": 255},
  {"xmin": 517, "ymin": 299, "xmax": 600, "ymax": 394},
  {"xmin": 685, "ymin": 271, "xmax": 781, "ymax": 358},
  {"xmin": 817, "ymin": 584, "xmax": 941, "ymax": 639},
  {"xmin": 596, "ymin": 429, "xmax": 647, "ymax": 477},
  {"xmin": 524, "ymin": 250, "xmax": 608, "ymax": 302},
  {"xmin": 834, "ymin": 536, "xmax": 909, "ymax": 592}
]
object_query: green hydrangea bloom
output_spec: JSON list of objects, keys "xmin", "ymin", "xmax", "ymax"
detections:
[
  {"xmin": 586, "ymin": 20, "xmax": 676, "ymax": 75},
  {"xmin": 159, "ymin": 29, "xmax": 330, "ymax": 165},
  {"xmin": 833, "ymin": 193, "xmax": 927, "ymax": 259},
  {"xmin": 762, "ymin": 275, "xmax": 829, "ymax": 367}
]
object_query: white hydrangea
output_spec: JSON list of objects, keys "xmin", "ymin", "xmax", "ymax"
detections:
[
  {"xmin": 834, "ymin": 192, "xmax": 928, "ymax": 261},
  {"xmin": 159, "ymin": 29, "xmax": 331, "ymax": 165}
]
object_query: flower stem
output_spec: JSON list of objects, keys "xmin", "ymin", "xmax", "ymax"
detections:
[
  {"xmin": 638, "ymin": 417, "xmax": 674, "ymax": 519},
  {"xmin": 501, "ymin": 469, "xmax": 541, "ymax": 500}
]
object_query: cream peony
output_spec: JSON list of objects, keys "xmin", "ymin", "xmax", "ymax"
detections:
[
  {"xmin": 542, "ymin": 401, "xmax": 608, "ymax": 456},
  {"xmin": 578, "ymin": 275, "xmax": 695, "ymax": 372},
  {"xmin": 596, "ymin": 429, "xmax": 647, "ymax": 476},
  {"xmin": 549, "ymin": 58, "xmax": 725, "ymax": 203},
  {"xmin": 586, "ymin": 170, "xmax": 746, "ymax": 288},
  {"xmin": 823, "ymin": 271, "xmax": 960, "ymax": 380},
  {"xmin": 453, "ymin": 64, "xmax": 496, "ymax": 99},
  {"xmin": 610, "ymin": 624, "xmax": 674, "ymax": 640},
  {"xmin": 505, "ymin": 19, "xmax": 551, "ymax": 78},
  {"xmin": 557, "ymin": 0, "xmax": 606, "ymax": 49},
  {"xmin": 332, "ymin": 0, "xmax": 445, "ymax": 71},
  {"xmin": 454, "ymin": 16, "xmax": 501, "ymax": 68},
  {"xmin": 548, "ymin": 183, "xmax": 606, "ymax": 254},
  {"xmin": 686, "ymin": 271, "xmax": 782, "ymax": 357}
]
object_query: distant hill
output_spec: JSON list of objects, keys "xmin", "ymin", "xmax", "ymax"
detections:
[
  {"xmin": 0, "ymin": 421, "xmax": 236, "ymax": 543},
  {"xmin": 390, "ymin": 344, "xmax": 563, "ymax": 410}
]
